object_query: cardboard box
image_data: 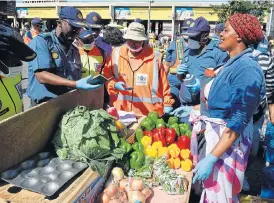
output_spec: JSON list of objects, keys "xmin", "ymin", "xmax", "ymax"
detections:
[{"xmin": 0, "ymin": 88, "xmax": 104, "ymax": 202}]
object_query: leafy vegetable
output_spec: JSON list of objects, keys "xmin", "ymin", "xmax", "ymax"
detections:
[{"xmin": 52, "ymin": 106, "xmax": 125, "ymax": 175}]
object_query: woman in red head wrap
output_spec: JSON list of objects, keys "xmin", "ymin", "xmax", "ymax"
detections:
[{"xmin": 191, "ymin": 14, "xmax": 266, "ymax": 203}]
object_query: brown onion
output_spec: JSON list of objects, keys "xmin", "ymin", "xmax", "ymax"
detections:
[
  {"xmin": 104, "ymin": 184, "xmax": 119, "ymax": 197},
  {"xmin": 130, "ymin": 178, "xmax": 144, "ymax": 191},
  {"xmin": 141, "ymin": 188, "xmax": 152, "ymax": 199}
]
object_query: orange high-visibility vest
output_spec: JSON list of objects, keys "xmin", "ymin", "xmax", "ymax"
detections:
[{"xmin": 103, "ymin": 44, "xmax": 174, "ymax": 116}]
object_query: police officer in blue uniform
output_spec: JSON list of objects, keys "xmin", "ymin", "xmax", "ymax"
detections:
[
  {"xmin": 27, "ymin": 6, "xmax": 102, "ymax": 106},
  {"xmin": 171, "ymin": 17, "xmax": 228, "ymax": 118}
]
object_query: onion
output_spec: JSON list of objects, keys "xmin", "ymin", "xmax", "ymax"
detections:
[
  {"xmin": 119, "ymin": 191, "xmax": 128, "ymax": 203},
  {"xmin": 119, "ymin": 179, "xmax": 128, "ymax": 191},
  {"xmin": 104, "ymin": 184, "xmax": 119, "ymax": 197},
  {"xmin": 141, "ymin": 188, "xmax": 152, "ymax": 199},
  {"xmin": 109, "ymin": 199, "xmax": 120, "ymax": 203},
  {"xmin": 128, "ymin": 191, "xmax": 146, "ymax": 203},
  {"xmin": 130, "ymin": 178, "xmax": 144, "ymax": 191},
  {"xmin": 112, "ymin": 167, "xmax": 124, "ymax": 182},
  {"xmin": 101, "ymin": 193, "xmax": 110, "ymax": 203}
]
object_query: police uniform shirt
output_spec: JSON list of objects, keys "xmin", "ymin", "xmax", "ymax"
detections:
[{"xmin": 27, "ymin": 30, "xmax": 82, "ymax": 102}]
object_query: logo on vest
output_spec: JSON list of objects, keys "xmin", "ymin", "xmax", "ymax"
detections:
[
  {"xmin": 136, "ymin": 74, "xmax": 148, "ymax": 86},
  {"xmin": 52, "ymin": 51, "xmax": 59, "ymax": 59}
]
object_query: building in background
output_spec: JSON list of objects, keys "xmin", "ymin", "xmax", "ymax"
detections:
[{"xmin": 14, "ymin": 0, "xmax": 269, "ymax": 40}]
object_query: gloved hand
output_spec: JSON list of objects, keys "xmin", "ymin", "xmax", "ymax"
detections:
[
  {"xmin": 170, "ymin": 106, "xmax": 192, "ymax": 117},
  {"xmin": 192, "ymin": 153, "xmax": 218, "ymax": 184},
  {"xmin": 186, "ymin": 78, "xmax": 200, "ymax": 93},
  {"xmin": 76, "ymin": 75, "xmax": 102, "ymax": 90},
  {"xmin": 114, "ymin": 81, "xmax": 126, "ymax": 91},
  {"xmin": 177, "ymin": 63, "xmax": 188, "ymax": 75},
  {"xmin": 164, "ymin": 106, "xmax": 173, "ymax": 114}
]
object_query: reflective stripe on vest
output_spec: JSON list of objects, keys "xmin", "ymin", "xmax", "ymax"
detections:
[{"xmin": 113, "ymin": 49, "xmax": 163, "ymax": 104}]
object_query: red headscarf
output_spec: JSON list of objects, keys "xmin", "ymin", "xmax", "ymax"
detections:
[{"xmin": 228, "ymin": 13, "xmax": 263, "ymax": 45}]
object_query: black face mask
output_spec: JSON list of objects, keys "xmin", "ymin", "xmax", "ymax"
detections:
[{"xmin": 58, "ymin": 21, "xmax": 80, "ymax": 45}]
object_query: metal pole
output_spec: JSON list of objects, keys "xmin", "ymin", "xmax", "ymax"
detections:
[
  {"xmin": 268, "ymin": 7, "xmax": 273, "ymax": 37},
  {"xmin": 147, "ymin": 0, "xmax": 151, "ymax": 36}
]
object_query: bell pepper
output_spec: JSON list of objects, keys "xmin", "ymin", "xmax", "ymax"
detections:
[
  {"xmin": 132, "ymin": 142, "xmax": 144, "ymax": 152},
  {"xmin": 136, "ymin": 128, "xmax": 144, "ymax": 143},
  {"xmin": 152, "ymin": 128, "xmax": 166, "ymax": 146},
  {"xmin": 152, "ymin": 141, "xmax": 163, "ymax": 149},
  {"xmin": 158, "ymin": 146, "xmax": 168, "ymax": 157},
  {"xmin": 141, "ymin": 117, "xmax": 155, "ymax": 131},
  {"xmin": 168, "ymin": 143, "xmax": 178, "ymax": 150},
  {"xmin": 119, "ymin": 138, "xmax": 132, "ymax": 153},
  {"xmin": 165, "ymin": 128, "xmax": 176, "ymax": 145},
  {"xmin": 156, "ymin": 118, "xmax": 166, "ymax": 128},
  {"xmin": 167, "ymin": 157, "xmax": 181, "ymax": 169},
  {"xmin": 141, "ymin": 136, "xmax": 152, "ymax": 148},
  {"xmin": 168, "ymin": 146, "xmax": 180, "ymax": 158},
  {"xmin": 177, "ymin": 136, "xmax": 191, "ymax": 150},
  {"xmin": 170, "ymin": 123, "xmax": 180, "ymax": 136},
  {"xmin": 130, "ymin": 151, "xmax": 145, "ymax": 169},
  {"xmin": 185, "ymin": 129, "xmax": 192, "ymax": 138},
  {"xmin": 143, "ymin": 130, "xmax": 153, "ymax": 138},
  {"xmin": 180, "ymin": 149, "xmax": 191, "ymax": 160},
  {"xmin": 168, "ymin": 116, "xmax": 179, "ymax": 127},
  {"xmin": 181, "ymin": 159, "xmax": 193, "ymax": 172},
  {"xmin": 147, "ymin": 111, "xmax": 159, "ymax": 125},
  {"xmin": 179, "ymin": 123, "xmax": 190, "ymax": 135},
  {"xmin": 145, "ymin": 146, "xmax": 158, "ymax": 158}
]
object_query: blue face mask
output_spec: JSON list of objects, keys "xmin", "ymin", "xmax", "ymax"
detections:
[{"xmin": 188, "ymin": 38, "xmax": 201, "ymax": 49}]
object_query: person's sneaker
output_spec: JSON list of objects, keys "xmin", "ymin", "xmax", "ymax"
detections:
[{"xmin": 242, "ymin": 178, "xmax": 250, "ymax": 191}]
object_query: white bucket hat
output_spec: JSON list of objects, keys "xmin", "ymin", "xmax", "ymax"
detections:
[{"xmin": 123, "ymin": 22, "xmax": 147, "ymax": 41}]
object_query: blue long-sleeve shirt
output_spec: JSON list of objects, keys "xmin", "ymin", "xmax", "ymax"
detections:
[{"xmin": 208, "ymin": 48, "xmax": 266, "ymax": 135}]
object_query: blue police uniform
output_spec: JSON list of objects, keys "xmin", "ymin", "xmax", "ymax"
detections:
[
  {"xmin": 27, "ymin": 30, "xmax": 82, "ymax": 103},
  {"xmin": 179, "ymin": 39, "xmax": 228, "ymax": 116},
  {"xmin": 208, "ymin": 48, "xmax": 266, "ymax": 135}
]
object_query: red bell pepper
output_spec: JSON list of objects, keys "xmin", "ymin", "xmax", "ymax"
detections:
[
  {"xmin": 165, "ymin": 128, "xmax": 176, "ymax": 145},
  {"xmin": 152, "ymin": 128, "xmax": 166, "ymax": 146},
  {"xmin": 177, "ymin": 136, "xmax": 190, "ymax": 150},
  {"xmin": 143, "ymin": 130, "xmax": 153, "ymax": 138}
]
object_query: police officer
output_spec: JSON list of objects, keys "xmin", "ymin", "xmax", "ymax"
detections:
[
  {"xmin": 0, "ymin": 20, "xmax": 36, "ymax": 121},
  {"xmin": 85, "ymin": 12, "xmax": 112, "ymax": 60},
  {"xmin": 171, "ymin": 17, "xmax": 228, "ymax": 119},
  {"xmin": 211, "ymin": 23, "xmax": 224, "ymax": 46},
  {"xmin": 24, "ymin": 17, "xmax": 44, "ymax": 45},
  {"xmin": 165, "ymin": 18, "xmax": 194, "ymax": 107},
  {"xmin": 27, "ymin": 6, "xmax": 102, "ymax": 106}
]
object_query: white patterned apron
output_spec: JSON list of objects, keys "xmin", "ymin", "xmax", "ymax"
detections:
[{"xmin": 190, "ymin": 79, "xmax": 253, "ymax": 203}]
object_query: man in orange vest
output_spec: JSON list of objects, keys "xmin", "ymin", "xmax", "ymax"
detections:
[
  {"xmin": 102, "ymin": 22, "xmax": 174, "ymax": 116},
  {"xmin": 24, "ymin": 17, "xmax": 44, "ymax": 44}
]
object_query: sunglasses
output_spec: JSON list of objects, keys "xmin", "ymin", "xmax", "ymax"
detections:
[{"xmin": 62, "ymin": 20, "xmax": 81, "ymax": 34}]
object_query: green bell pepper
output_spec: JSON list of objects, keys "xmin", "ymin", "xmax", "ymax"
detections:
[
  {"xmin": 179, "ymin": 123, "xmax": 190, "ymax": 135},
  {"xmin": 156, "ymin": 118, "xmax": 166, "ymax": 128},
  {"xmin": 168, "ymin": 116, "xmax": 179, "ymax": 127},
  {"xmin": 147, "ymin": 111, "xmax": 159, "ymax": 125},
  {"xmin": 132, "ymin": 142, "xmax": 144, "ymax": 152},
  {"xmin": 130, "ymin": 151, "xmax": 145, "ymax": 169},
  {"xmin": 119, "ymin": 138, "xmax": 132, "ymax": 153},
  {"xmin": 136, "ymin": 128, "xmax": 144, "ymax": 143},
  {"xmin": 170, "ymin": 123, "xmax": 180, "ymax": 136},
  {"xmin": 141, "ymin": 117, "xmax": 155, "ymax": 131}
]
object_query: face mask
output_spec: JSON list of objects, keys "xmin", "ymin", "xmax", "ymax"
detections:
[
  {"xmin": 126, "ymin": 42, "xmax": 143, "ymax": 53},
  {"xmin": 188, "ymin": 38, "xmax": 201, "ymax": 50},
  {"xmin": 82, "ymin": 42, "xmax": 95, "ymax": 51},
  {"xmin": 182, "ymin": 35, "xmax": 189, "ymax": 40}
]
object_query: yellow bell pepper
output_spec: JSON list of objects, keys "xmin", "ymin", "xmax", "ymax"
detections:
[
  {"xmin": 168, "ymin": 143, "xmax": 178, "ymax": 150},
  {"xmin": 158, "ymin": 147, "xmax": 168, "ymax": 157},
  {"xmin": 145, "ymin": 146, "xmax": 158, "ymax": 158},
  {"xmin": 152, "ymin": 141, "xmax": 163, "ymax": 150},
  {"xmin": 169, "ymin": 146, "xmax": 180, "ymax": 158},
  {"xmin": 167, "ymin": 158, "xmax": 181, "ymax": 169},
  {"xmin": 181, "ymin": 159, "xmax": 193, "ymax": 172},
  {"xmin": 180, "ymin": 149, "xmax": 191, "ymax": 160},
  {"xmin": 141, "ymin": 136, "xmax": 152, "ymax": 148}
]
